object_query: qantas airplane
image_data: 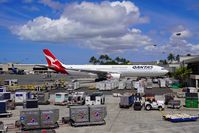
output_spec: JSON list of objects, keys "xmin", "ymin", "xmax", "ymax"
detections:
[{"xmin": 42, "ymin": 49, "xmax": 168, "ymax": 81}]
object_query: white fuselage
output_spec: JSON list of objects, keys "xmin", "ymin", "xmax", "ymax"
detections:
[{"xmin": 62, "ymin": 64, "xmax": 168, "ymax": 77}]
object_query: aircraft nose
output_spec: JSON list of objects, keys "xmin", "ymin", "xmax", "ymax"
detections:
[{"xmin": 164, "ymin": 70, "xmax": 169, "ymax": 74}]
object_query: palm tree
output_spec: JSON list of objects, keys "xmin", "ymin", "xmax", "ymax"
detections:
[
  {"xmin": 159, "ymin": 60, "xmax": 168, "ymax": 65},
  {"xmin": 89, "ymin": 56, "xmax": 98, "ymax": 64},
  {"xmin": 99, "ymin": 54, "xmax": 112, "ymax": 64},
  {"xmin": 167, "ymin": 53, "xmax": 175, "ymax": 63}
]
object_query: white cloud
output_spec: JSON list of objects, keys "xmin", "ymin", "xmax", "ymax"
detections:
[
  {"xmin": 12, "ymin": 1, "xmax": 152, "ymax": 53},
  {"xmin": 39, "ymin": 0, "xmax": 63, "ymax": 10},
  {"xmin": 145, "ymin": 26, "xmax": 199, "ymax": 55}
]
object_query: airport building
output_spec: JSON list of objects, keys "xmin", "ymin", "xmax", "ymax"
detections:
[
  {"xmin": 184, "ymin": 57, "xmax": 199, "ymax": 89},
  {"xmin": 0, "ymin": 63, "xmax": 54, "ymax": 74}
]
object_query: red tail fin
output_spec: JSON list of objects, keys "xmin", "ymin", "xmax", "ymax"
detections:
[{"xmin": 43, "ymin": 49, "xmax": 68, "ymax": 74}]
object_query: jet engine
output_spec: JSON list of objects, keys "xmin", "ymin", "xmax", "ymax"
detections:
[{"xmin": 106, "ymin": 73, "xmax": 121, "ymax": 79}]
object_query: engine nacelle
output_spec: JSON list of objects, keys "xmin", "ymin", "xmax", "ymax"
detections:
[{"xmin": 106, "ymin": 73, "xmax": 121, "ymax": 79}]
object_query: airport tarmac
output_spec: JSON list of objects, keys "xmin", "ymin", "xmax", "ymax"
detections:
[
  {"xmin": 1, "ymin": 74, "xmax": 199, "ymax": 133},
  {"xmin": 1, "ymin": 95, "xmax": 199, "ymax": 133}
]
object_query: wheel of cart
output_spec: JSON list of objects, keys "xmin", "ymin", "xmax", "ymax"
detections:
[
  {"xmin": 15, "ymin": 120, "xmax": 21, "ymax": 128},
  {"xmin": 145, "ymin": 104, "xmax": 152, "ymax": 111}
]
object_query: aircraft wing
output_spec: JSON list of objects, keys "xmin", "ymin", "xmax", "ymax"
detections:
[
  {"xmin": 64, "ymin": 67, "xmax": 109, "ymax": 75},
  {"xmin": 35, "ymin": 64, "xmax": 49, "ymax": 68}
]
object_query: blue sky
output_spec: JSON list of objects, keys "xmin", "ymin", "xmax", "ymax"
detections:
[{"xmin": 0, "ymin": 0, "xmax": 199, "ymax": 64}]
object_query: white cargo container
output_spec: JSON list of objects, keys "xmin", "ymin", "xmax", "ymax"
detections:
[
  {"xmin": 126, "ymin": 79, "xmax": 133, "ymax": 89},
  {"xmin": 15, "ymin": 92, "xmax": 32, "ymax": 104},
  {"xmin": 54, "ymin": 92, "xmax": 68, "ymax": 105},
  {"xmin": 85, "ymin": 92, "xmax": 105, "ymax": 105},
  {"xmin": 0, "ymin": 86, "xmax": 6, "ymax": 92},
  {"xmin": 74, "ymin": 82, "xmax": 80, "ymax": 90},
  {"xmin": 105, "ymin": 82, "xmax": 113, "ymax": 90},
  {"xmin": 137, "ymin": 86, "xmax": 144, "ymax": 94},
  {"xmin": 68, "ymin": 92, "xmax": 86, "ymax": 105},
  {"xmin": 118, "ymin": 81, "xmax": 126, "ymax": 89},
  {"xmin": 98, "ymin": 82, "xmax": 106, "ymax": 91},
  {"xmin": 158, "ymin": 79, "xmax": 166, "ymax": 88},
  {"xmin": 146, "ymin": 79, "xmax": 153, "ymax": 89},
  {"xmin": 133, "ymin": 81, "xmax": 140, "ymax": 89},
  {"xmin": 112, "ymin": 79, "xmax": 119, "ymax": 88}
]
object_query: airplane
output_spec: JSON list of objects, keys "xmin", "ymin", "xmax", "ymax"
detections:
[
  {"xmin": 10, "ymin": 64, "xmax": 34, "ymax": 75},
  {"xmin": 10, "ymin": 64, "xmax": 26, "ymax": 75},
  {"xmin": 43, "ymin": 49, "xmax": 169, "ymax": 81}
]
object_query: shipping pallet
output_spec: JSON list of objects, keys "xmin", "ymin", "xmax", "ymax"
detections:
[
  {"xmin": 70, "ymin": 120, "xmax": 106, "ymax": 127},
  {"xmin": 21, "ymin": 122, "xmax": 59, "ymax": 131},
  {"xmin": 0, "ymin": 112, "xmax": 12, "ymax": 117},
  {"xmin": 54, "ymin": 102, "xmax": 67, "ymax": 106}
]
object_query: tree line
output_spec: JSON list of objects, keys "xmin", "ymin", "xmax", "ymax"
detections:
[
  {"xmin": 159, "ymin": 53, "xmax": 192, "ymax": 65},
  {"xmin": 89, "ymin": 55, "xmax": 131, "ymax": 65}
]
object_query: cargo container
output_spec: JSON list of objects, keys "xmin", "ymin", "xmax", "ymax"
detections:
[
  {"xmin": 105, "ymin": 82, "xmax": 113, "ymax": 90},
  {"xmin": 98, "ymin": 82, "xmax": 106, "ymax": 91},
  {"xmin": 0, "ymin": 92, "xmax": 11, "ymax": 100},
  {"xmin": 68, "ymin": 92, "xmax": 85, "ymax": 106},
  {"xmin": 54, "ymin": 93, "xmax": 68, "ymax": 105},
  {"xmin": 68, "ymin": 105, "xmax": 106, "ymax": 127},
  {"xmin": 164, "ymin": 93, "xmax": 174, "ymax": 105},
  {"xmin": 185, "ymin": 93, "xmax": 198, "ymax": 108},
  {"xmin": 133, "ymin": 81, "xmax": 140, "ymax": 90},
  {"xmin": 89, "ymin": 105, "xmax": 107, "ymax": 122},
  {"xmin": 133, "ymin": 101, "xmax": 142, "ymax": 111},
  {"xmin": 126, "ymin": 79, "xmax": 133, "ymax": 89},
  {"xmin": 158, "ymin": 79, "xmax": 166, "ymax": 88},
  {"xmin": 118, "ymin": 81, "xmax": 126, "ymax": 89},
  {"xmin": 68, "ymin": 81, "xmax": 80, "ymax": 90},
  {"xmin": 20, "ymin": 109, "xmax": 59, "ymax": 130},
  {"xmin": 146, "ymin": 79, "xmax": 153, "ymax": 89},
  {"xmin": 74, "ymin": 82, "xmax": 80, "ymax": 90},
  {"xmin": 69, "ymin": 106, "xmax": 89, "ymax": 123},
  {"xmin": 137, "ymin": 85, "xmax": 144, "ymax": 94},
  {"xmin": 0, "ymin": 100, "xmax": 7, "ymax": 113},
  {"xmin": 85, "ymin": 92, "xmax": 105, "ymax": 105},
  {"xmin": 24, "ymin": 99, "xmax": 38, "ymax": 109},
  {"xmin": 4, "ymin": 79, "xmax": 18, "ymax": 86},
  {"xmin": 119, "ymin": 94, "xmax": 133, "ymax": 108},
  {"xmin": 0, "ymin": 86, "xmax": 6, "ymax": 92},
  {"xmin": 20, "ymin": 109, "xmax": 40, "ymax": 130},
  {"xmin": 37, "ymin": 92, "xmax": 50, "ymax": 105},
  {"xmin": 0, "ymin": 100, "xmax": 12, "ymax": 117},
  {"xmin": 167, "ymin": 100, "xmax": 181, "ymax": 109},
  {"xmin": 40, "ymin": 109, "xmax": 59, "ymax": 129},
  {"xmin": 15, "ymin": 92, "xmax": 32, "ymax": 105}
]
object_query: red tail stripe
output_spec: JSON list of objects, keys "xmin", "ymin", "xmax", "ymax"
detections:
[{"xmin": 43, "ymin": 49, "xmax": 56, "ymax": 60}]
